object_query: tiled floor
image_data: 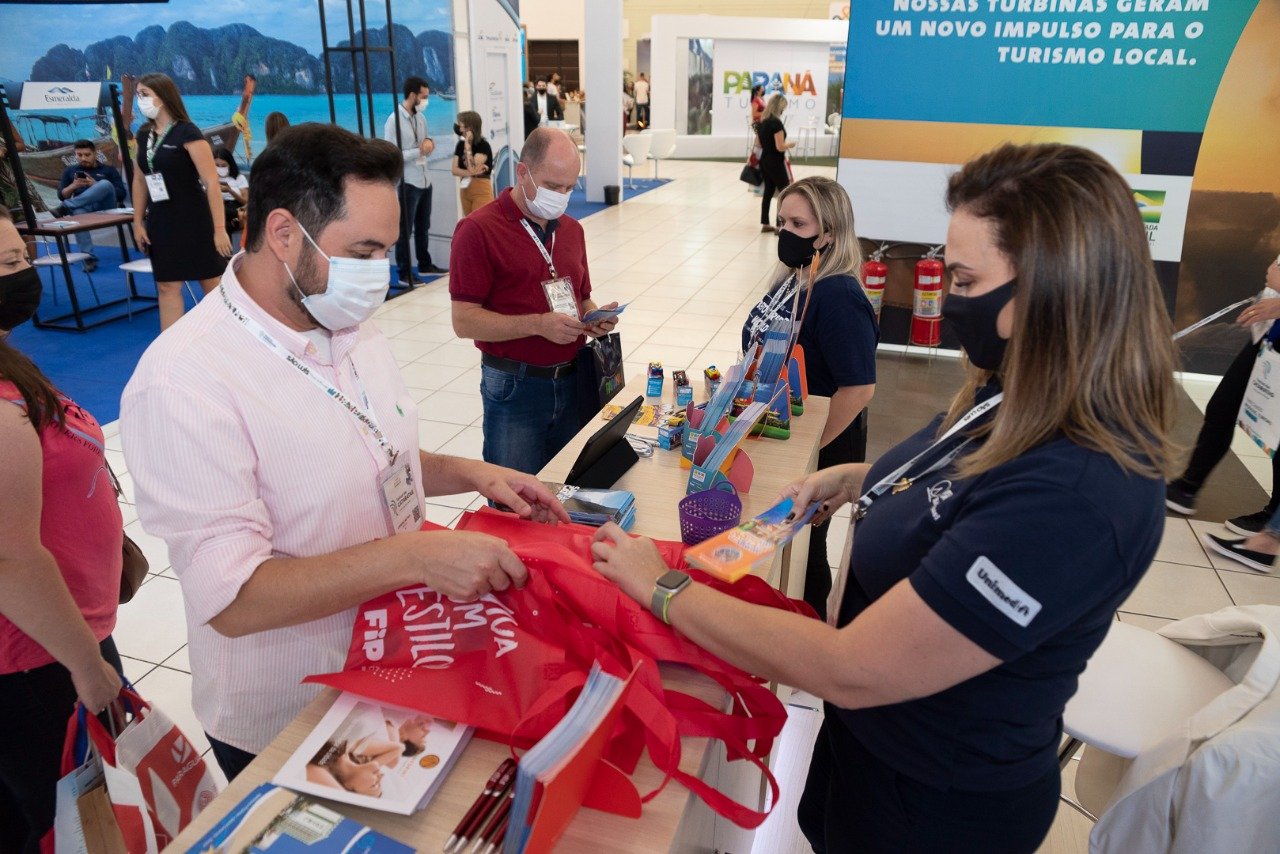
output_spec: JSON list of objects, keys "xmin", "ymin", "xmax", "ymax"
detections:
[{"xmin": 99, "ymin": 160, "xmax": 1278, "ymax": 851}]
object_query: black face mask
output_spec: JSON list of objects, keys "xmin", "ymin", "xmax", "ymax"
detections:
[
  {"xmin": 776, "ymin": 229, "xmax": 820, "ymax": 269},
  {"xmin": 0, "ymin": 267, "xmax": 42, "ymax": 331},
  {"xmin": 941, "ymin": 278, "xmax": 1015, "ymax": 371},
  {"xmin": 453, "ymin": 122, "xmax": 463, "ymax": 136}
]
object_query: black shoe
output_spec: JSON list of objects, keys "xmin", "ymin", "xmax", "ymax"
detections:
[
  {"xmin": 419, "ymin": 264, "xmax": 447, "ymax": 276},
  {"xmin": 1225, "ymin": 509, "xmax": 1273, "ymax": 537},
  {"xmin": 82, "ymin": 255, "xmax": 98, "ymax": 273},
  {"xmin": 1165, "ymin": 482, "xmax": 1198, "ymax": 515},
  {"xmin": 397, "ymin": 272, "xmax": 424, "ymax": 287},
  {"xmin": 1202, "ymin": 533, "xmax": 1278, "ymax": 573},
  {"xmin": 52, "ymin": 204, "xmax": 71, "ymax": 218}
]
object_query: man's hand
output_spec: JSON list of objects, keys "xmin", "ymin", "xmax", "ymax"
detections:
[
  {"xmin": 538, "ymin": 312, "xmax": 585, "ymax": 345},
  {"xmin": 583, "ymin": 301, "xmax": 620, "ymax": 339},
  {"xmin": 469, "ymin": 461, "xmax": 571, "ymax": 524},
  {"xmin": 419, "ymin": 138, "xmax": 435, "ymax": 157},
  {"xmin": 415, "ymin": 531, "xmax": 529, "ymax": 600}
]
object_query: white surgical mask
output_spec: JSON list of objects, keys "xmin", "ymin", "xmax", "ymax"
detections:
[
  {"xmin": 284, "ymin": 221, "xmax": 389, "ymax": 330},
  {"xmin": 136, "ymin": 96, "xmax": 160, "ymax": 120},
  {"xmin": 216, "ymin": 166, "xmax": 230, "ymax": 178},
  {"xmin": 420, "ymin": 96, "xmax": 429, "ymax": 109},
  {"xmin": 520, "ymin": 171, "xmax": 571, "ymax": 220}
]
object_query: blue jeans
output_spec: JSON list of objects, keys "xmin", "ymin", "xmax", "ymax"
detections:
[
  {"xmin": 480, "ymin": 363, "xmax": 580, "ymax": 475},
  {"xmin": 396, "ymin": 182, "xmax": 433, "ymax": 277},
  {"xmin": 62, "ymin": 180, "xmax": 117, "ymax": 255}
]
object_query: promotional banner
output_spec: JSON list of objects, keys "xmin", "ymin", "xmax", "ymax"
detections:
[
  {"xmin": 836, "ymin": 0, "xmax": 1280, "ymax": 371},
  {"xmin": 712, "ymin": 39, "xmax": 830, "ymax": 137},
  {"xmin": 19, "ymin": 82, "xmax": 102, "ymax": 111},
  {"xmin": 469, "ymin": 0, "xmax": 524, "ymax": 192}
]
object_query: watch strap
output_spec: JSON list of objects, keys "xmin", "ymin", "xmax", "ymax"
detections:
[{"xmin": 650, "ymin": 571, "xmax": 691, "ymax": 625}]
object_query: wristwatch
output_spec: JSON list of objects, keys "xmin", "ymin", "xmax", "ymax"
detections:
[{"xmin": 649, "ymin": 570, "xmax": 692, "ymax": 625}]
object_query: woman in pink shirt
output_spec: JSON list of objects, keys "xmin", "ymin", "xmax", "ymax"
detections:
[{"xmin": 0, "ymin": 207, "xmax": 124, "ymax": 852}]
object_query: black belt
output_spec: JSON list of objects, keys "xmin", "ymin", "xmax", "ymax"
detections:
[{"xmin": 481, "ymin": 352, "xmax": 576, "ymax": 379}]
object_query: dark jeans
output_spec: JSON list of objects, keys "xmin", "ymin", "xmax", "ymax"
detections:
[
  {"xmin": 799, "ymin": 709, "xmax": 1060, "ymax": 854},
  {"xmin": 806, "ymin": 411, "xmax": 868, "ymax": 621},
  {"xmin": 636, "ymin": 103, "xmax": 649, "ymax": 126},
  {"xmin": 63, "ymin": 180, "xmax": 116, "ymax": 255},
  {"xmin": 1176, "ymin": 339, "xmax": 1280, "ymax": 511},
  {"xmin": 206, "ymin": 734, "xmax": 257, "ymax": 782},
  {"xmin": 0, "ymin": 637, "xmax": 124, "ymax": 854},
  {"xmin": 480, "ymin": 363, "xmax": 581, "ymax": 475},
  {"xmin": 396, "ymin": 182, "xmax": 434, "ymax": 276}
]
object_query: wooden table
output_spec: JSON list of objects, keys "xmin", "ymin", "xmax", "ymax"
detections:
[
  {"xmin": 167, "ymin": 380, "xmax": 829, "ymax": 852},
  {"xmin": 17, "ymin": 211, "xmax": 153, "ymax": 331}
]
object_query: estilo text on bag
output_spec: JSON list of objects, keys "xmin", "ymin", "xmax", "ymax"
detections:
[{"xmin": 308, "ymin": 510, "xmax": 819, "ymax": 828}]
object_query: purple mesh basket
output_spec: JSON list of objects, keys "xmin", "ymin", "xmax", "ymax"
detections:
[{"xmin": 678, "ymin": 482, "xmax": 743, "ymax": 545}]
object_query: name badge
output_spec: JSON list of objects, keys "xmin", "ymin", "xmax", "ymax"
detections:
[
  {"xmin": 379, "ymin": 453, "xmax": 422, "ymax": 535},
  {"xmin": 145, "ymin": 172, "xmax": 170, "ymax": 202},
  {"xmin": 543, "ymin": 277, "xmax": 578, "ymax": 318}
]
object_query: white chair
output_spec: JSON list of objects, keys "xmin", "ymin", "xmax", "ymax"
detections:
[
  {"xmin": 32, "ymin": 235, "xmax": 101, "ymax": 307},
  {"xmin": 795, "ymin": 118, "xmax": 821, "ymax": 160},
  {"xmin": 119, "ymin": 257, "xmax": 198, "ymax": 315},
  {"xmin": 1058, "ymin": 620, "xmax": 1233, "ymax": 819},
  {"xmin": 646, "ymin": 129, "xmax": 677, "ymax": 179},
  {"xmin": 621, "ymin": 134, "xmax": 652, "ymax": 189}
]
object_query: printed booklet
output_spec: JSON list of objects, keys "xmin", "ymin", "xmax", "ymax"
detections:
[
  {"xmin": 272, "ymin": 692, "xmax": 471, "ymax": 815},
  {"xmin": 684, "ymin": 497, "xmax": 821, "ymax": 582}
]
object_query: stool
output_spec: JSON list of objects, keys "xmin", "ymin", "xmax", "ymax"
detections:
[
  {"xmin": 795, "ymin": 119, "xmax": 820, "ymax": 161},
  {"xmin": 120, "ymin": 258, "xmax": 198, "ymax": 316},
  {"xmin": 1058, "ymin": 620, "xmax": 1233, "ymax": 819}
]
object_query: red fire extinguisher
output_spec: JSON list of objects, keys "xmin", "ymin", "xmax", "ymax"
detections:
[
  {"xmin": 862, "ymin": 247, "xmax": 887, "ymax": 321},
  {"xmin": 911, "ymin": 246, "xmax": 945, "ymax": 347}
]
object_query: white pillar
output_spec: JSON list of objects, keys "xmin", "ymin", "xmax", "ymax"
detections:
[{"xmin": 583, "ymin": 0, "xmax": 623, "ymax": 204}]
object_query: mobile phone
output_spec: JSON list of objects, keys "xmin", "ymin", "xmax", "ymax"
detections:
[{"xmin": 75, "ymin": 171, "xmax": 89, "ymax": 179}]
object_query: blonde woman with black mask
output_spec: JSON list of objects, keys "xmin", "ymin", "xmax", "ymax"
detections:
[
  {"xmin": 740, "ymin": 176, "xmax": 876, "ymax": 619},
  {"xmin": 591, "ymin": 143, "xmax": 1177, "ymax": 852}
]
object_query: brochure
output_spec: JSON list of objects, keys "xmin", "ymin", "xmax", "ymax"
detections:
[
  {"xmin": 581, "ymin": 303, "xmax": 628, "ymax": 324},
  {"xmin": 184, "ymin": 783, "xmax": 414, "ymax": 853},
  {"xmin": 272, "ymin": 693, "xmax": 471, "ymax": 816},
  {"xmin": 547, "ymin": 482, "xmax": 636, "ymax": 530},
  {"xmin": 684, "ymin": 497, "xmax": 821, "ymax": 582}
]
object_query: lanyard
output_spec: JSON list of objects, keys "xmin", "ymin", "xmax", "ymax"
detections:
[
  {"xmin": 519, "ymin": 218, "xmax": 558, "ymax": 279},
  {"xmin": 146, "ymin": 123, "xmax": 173, "ymax": 171},
  {"xmin": 854, "ymin": 393, "xmax": 1003, "ymax": 520},
  {"xmin": 219, "ymin": 285, "xmax": 397, "ymax": 464},
  {"xmin": 746, "ymin": 273, "xmax": 800, "ymax": 348}
]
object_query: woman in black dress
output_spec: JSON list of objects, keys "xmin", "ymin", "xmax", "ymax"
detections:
[
  {"xmin": 130, "ymin": 73, "xmax": 232, "ymax": 330},
  {"xmin": 757, "ymin": 93, "xmax": 797, "ymax": 233}
]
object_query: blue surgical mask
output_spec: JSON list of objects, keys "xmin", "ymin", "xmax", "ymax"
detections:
[{"xmin": 284, "ymin": 221, "xmax": 389, "ymax": 330}]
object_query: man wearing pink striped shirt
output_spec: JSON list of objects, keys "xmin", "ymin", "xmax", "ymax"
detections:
[{"xmin": 120, "ymin": 124, "xmax": 568, "ymax": 781}]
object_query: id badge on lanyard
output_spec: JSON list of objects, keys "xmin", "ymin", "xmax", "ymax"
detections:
[
  {"xmin": 378, "ymin": 452, "xmax": 423, "ymax": 535},
  {"xmin": 521, "ymin": 219, "xmax": 578, "ymax": 319},
  {"xmin": 145, "ymin": 172, "xmax": 170, "ymax": 202}
]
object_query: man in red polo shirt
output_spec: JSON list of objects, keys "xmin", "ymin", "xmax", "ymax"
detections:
[{"xmin": 449, "ymin": 128, "xmax": 619, "ymax": 474}]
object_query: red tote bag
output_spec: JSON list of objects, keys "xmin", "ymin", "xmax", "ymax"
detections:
[{"xmin": 309, "ymin": 510, "xmax": 817, "ymax": 827}]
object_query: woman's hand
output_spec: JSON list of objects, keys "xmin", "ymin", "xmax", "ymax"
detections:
[
  {"xmin": 1237, "ymin": 298, "xmax": 1280, "ymax": 326},
  {"xmin": 214, "ymin": 228, "xmax": 233, "ymax": 257},
  {"xmin": 782, "ymin": 464, "xmax": 870, "ymax": 526},
  {"xmin": 133, "ymin": 221, "xmax": 150, "ymax": 252},
  {"xmin": 591, "ymin": 523, "xmax": 668, "ymax": 604},
  {"xmin": 71, "ymin": 657, "xmax": 122, "ymax": 714}
]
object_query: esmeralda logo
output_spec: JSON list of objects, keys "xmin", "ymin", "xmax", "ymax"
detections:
[{"xmin": 42, "ymin": 86, "xmax": 82, "ymax": 104}]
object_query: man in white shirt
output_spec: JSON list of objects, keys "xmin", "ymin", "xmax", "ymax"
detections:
[
  {"xmin": 533, "ymin": 77, "xmax": 563, "ymax": 125},
  {"xmin": 120, "ymin": 123, "xmax": 567, "ymax": 781},
  {"xmin": 382, "ymin": 76, "xmax": 445, "ymax": 285},
  {"xmin": 634, "ymin": 72, "xmax": 650, "ymax": 129}
]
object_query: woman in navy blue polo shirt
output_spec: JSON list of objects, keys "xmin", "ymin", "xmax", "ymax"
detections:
[
  {"xmin": 591, "ymin": 142, "xmax": 1177, "ymax": 852},
  {"xmin": 740, "ymin": 176, "xmax": 877, "ymax": 620}
]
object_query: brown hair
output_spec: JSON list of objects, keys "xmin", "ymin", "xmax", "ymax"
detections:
[
  {"xmin": 137, "ymin": 72, "xmax": 192, "ymax": 133},
  {"xmin": 456, "ymin": 110, "xmax": 483, "ymax": 140},
  {"xmin": 264, "ymin": 111, "xmax": 291, "ymax": 143},
  {"xmin": 941, "ymin": 142, "xmax": 1177, "ymax": 479},
  {"xmin": 0, "ymin": 208, "xmax": 62, "ymax": 430}
]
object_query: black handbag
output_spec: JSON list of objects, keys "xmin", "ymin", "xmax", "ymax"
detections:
[
  {"xmin": 576, "ymin": 332, "xmax": 625, "ymax": 425},
  {"xmin": 739, "ymin": 164, "xmax": 763, "ymax": 187}
]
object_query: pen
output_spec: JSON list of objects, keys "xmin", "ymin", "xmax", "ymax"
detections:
[
  {"xmin": 469, "ymin": 787, "xmax": 515, "ymax": 854},
  {"xmin": 444, "ymin": 758, "xmax": 515, "ymax": 854},
  {"xmin": 482, "ymin": 810, "xmax": 511, "ymax": 854}
]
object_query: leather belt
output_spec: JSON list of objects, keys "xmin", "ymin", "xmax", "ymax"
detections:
[{"xmin": 481, "ymin": 352, "xmax": 577, "ymax": 379}]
